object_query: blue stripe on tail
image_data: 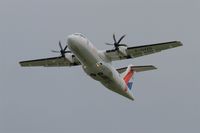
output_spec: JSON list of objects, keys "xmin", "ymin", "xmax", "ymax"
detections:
[{"xmin": 127, "ymin": 82, "xmax": 133, "ymax": 90}]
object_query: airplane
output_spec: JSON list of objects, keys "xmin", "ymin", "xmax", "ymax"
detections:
[{"xmin": 19, "ymin": 33, "xmax": 183, "ymax": 100}]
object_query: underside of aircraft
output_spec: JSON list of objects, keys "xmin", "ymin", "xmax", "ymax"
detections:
[{"xmin": 19, "ymin": 33, "xmax": 182, "ymax": 100}]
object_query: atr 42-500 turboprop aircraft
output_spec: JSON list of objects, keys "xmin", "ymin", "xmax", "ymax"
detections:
[{"xmin": 19, "ymin": 33, "xmax": 182, "ymax": 100}]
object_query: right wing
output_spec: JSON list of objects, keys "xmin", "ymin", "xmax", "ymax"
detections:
[
  {"xmin": 105, "ymin": 41, "xmax": 183, "ymax": 61},
  {"xmin": 19, "ymin": 55, "xmax": 81, "ymax": 67}
]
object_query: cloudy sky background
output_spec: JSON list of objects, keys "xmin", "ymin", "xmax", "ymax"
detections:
[{"xmin": 0, "ymin": 0, "xmax": 200, "ymax": 133}]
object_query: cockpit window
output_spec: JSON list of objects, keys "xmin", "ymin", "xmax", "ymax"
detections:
[{"xmin": 74, "ymin": 33, "xmax": 86, "ymax": 38}]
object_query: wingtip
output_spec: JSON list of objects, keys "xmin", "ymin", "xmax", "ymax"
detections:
[
  {"xmin": 19, "ymin": 61, "xmax": 26, "ymax": 67},
  {"xmin": 153, "ymin": 66, "xmax": 158, "ymax": 70},
  {"xmin": 177, "ymin": 41, "xmax": 183, "ymax": 46},
  {"xmin": 147, "ymin": 65, "xmax": 157, "ymax": 70},
  {"xmin": 19, "ymin": 62, "xmax": 23, "ymax": 67}
]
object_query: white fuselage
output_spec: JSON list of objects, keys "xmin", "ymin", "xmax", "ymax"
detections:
[{"xmin": 67, "ymin": 33, "xmax": 134, "ymax": 100}]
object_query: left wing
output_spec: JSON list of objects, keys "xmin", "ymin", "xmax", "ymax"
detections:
[
  {"xmin": 105, "ymin": 41, "xmax": 183, "ymax": 61},
  {"xmin": 19, "ymin": 55, "xmax": 81, "ymax": 67}
]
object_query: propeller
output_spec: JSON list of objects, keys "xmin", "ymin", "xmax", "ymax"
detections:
[
  {"xmin": 106, "ymin": 34, "xmax": 127, "ymax": 50},
  {"xmin": 52, "ymin": 41, "xmax": 71, "ymax": 57}
]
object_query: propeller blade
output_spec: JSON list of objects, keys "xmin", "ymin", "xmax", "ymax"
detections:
[
  {"xmin": 59, "ymin": 41, "xmax": 63, "ymax": 50},
  {"xmin": 51, "ymin": 50, "xmax": 60, "ymax": 53},
  {"xmin": 105, "ymin": 43, "xmax": 114, "ymax": 45},
  {"xmin": 106, "ymin": 34, "xmax": 127, "ymax": 50},
  {"xmin": 113, "ymin": 34, "xmax": 117, "ymax": 44},
  {"xmin": 51, "ymin": 41, "xmax": 71, "ymax": 57},
  {"xmin": 117, "ymin": 34, "xmax": 126, "ymax": 44},
  {"xmin": 63, "ymin": 45, "xmax": 68, "ymax": 51}
]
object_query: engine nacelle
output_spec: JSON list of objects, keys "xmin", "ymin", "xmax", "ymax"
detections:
[
  {"xmin": 65, "ymin": 53, "xmax": 73, "ymax": 62},
  {"xmin": 118, "ymin": 46, "xmax": 128, "ymax": 56},
  {"xmin": 64, "ymin": 53, "xmax": 80, "ymax": 66}
]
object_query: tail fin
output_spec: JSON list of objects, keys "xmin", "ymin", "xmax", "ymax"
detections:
[
  {"xmin": 121, "ymin": 65, "xmax": 135, "ymax": 90},
  {"xmin": 117, "ymin": 65, "xmax": 157, "ymax": 90}
]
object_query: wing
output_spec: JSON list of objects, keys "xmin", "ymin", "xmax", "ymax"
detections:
[
  {"xmin": 19, "ymin": 55, "xmax": 81, "ymax": 67},
  {"xmin": 105, "ymin": 41, "xmax": 183, "ymax": 61}
]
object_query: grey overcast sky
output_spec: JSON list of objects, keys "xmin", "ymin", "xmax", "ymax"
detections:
[{"xmin": 0, "ymin": 0, "xmax": 200, "ymax": 133}]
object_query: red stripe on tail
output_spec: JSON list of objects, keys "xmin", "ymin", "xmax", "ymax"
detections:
[{"xmin": 123, "ymin": 70, "xmax": 134, "ymax": 84}]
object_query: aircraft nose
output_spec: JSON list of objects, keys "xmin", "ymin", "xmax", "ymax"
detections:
[
  {"xmin": 67, "ymin": 34, "xmax": 77, "ymax": 45},
  {"xmin": 67, "ymin": 34, "xmax": 79, "ymax": 50}
]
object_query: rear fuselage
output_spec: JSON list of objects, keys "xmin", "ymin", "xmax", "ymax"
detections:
[{"xmin": 67, "ymin": 33, "xmax": 134, "ymax": 100}]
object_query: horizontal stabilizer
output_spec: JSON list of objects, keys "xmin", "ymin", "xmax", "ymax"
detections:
[{"xmin": 117, "ymin": 65, "xmax": 157, "ymax": 74}]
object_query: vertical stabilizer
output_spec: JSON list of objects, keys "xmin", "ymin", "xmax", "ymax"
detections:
[
  {"xmin": 122, "ymin": 65, "xmax": 134, "ymax": 90},
  {"xmin": 117, "ymin": 64, "xmax": 157, "ymax": 90}
]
